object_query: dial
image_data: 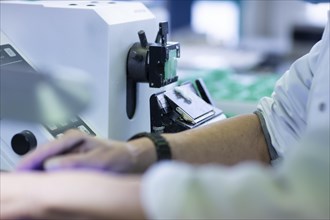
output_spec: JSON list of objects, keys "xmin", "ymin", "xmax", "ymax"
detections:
[{"xmin": 11, "ymin": 130, "xmax": 37, "ymax": 155}]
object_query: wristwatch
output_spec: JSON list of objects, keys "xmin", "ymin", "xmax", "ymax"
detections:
[{"xmin": 128, "ymin": 132, "xmax": 172, "ymax": 161}]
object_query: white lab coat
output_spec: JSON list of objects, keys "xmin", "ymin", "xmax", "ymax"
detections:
[
  {"xmin": 258, "ymin": 11, "xmax": 330, "ymax": 160},
  {"xmin": 141, "ymin": 12, "xmax": 330, "ymax": 220}
]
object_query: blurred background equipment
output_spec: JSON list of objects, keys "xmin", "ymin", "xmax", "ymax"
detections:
[{"xmin": 142, "ymin": 0, "xmax": 328, "ymax": 115}]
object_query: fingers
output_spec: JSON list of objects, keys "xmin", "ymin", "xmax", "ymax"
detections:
[
  {"xmin": 43, "ymin": 154, "xmax": 93, "ymax": 171},
  {"xmin": 16, "ymin": 129, "xmax": 131, "ymax": 173},
  {"xmin": 43, "ymin": 145, "xmax": 130, "ymax": 173},
  {"xmin": 43, "ymin": 147, "xmax": 113, "ymax": 172},
  {"xmin": 16, "ymin": 130, "xmax": 89, "ymax": 171}
]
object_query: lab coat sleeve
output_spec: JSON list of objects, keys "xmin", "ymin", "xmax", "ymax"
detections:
[
  {"xmin": 141, "ymin": 127, "xmax": 329, "ymax": 219},
  {"xmin": 257, "ymin": 28, "xmax": 327, "ymax": 158}
]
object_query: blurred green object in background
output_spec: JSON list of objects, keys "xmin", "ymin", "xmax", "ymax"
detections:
[{"xmin": 179, "ymin": 69, "xmax": 280, "ymax": 116}]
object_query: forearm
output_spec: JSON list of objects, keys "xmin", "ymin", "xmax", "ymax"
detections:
[
  {"xmin": 166, "ymin": 113, "xmax": 270, "ymax": 165},
  {"xmin": 0, "ymin": 172, "xmax": 146, "ymax": 220},
  {"xmin": 128, "ymin": 114, "xmax": 270, "ymax": 171}
]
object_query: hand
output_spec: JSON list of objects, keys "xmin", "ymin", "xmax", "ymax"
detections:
[
  {"xmin": 0, "ymin": 171, "xmax": 145, "ymax": 220},
  {"xmin": 17, "ymin": 129, "xmax": 154, "ymax": 173}
]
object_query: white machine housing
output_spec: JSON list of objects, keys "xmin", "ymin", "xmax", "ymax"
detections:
[
  {"xmin": 0, "ymin": 1, "xmax": 161, "ymax": 170},
  {"xmin": 1, "ymin": 32, "xmax": 54, "ymax": 170}
]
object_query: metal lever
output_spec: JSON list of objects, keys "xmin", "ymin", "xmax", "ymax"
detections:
[{"xmin": 195, "ymin": 78, "xmax": 216, "ymax": 106}]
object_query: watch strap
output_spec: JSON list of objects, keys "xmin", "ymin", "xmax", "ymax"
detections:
[{"xmin": 128, "ymin": 132, "xmax": 172, "ymax": 161}]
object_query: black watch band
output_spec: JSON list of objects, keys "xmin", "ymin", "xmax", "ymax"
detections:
[{"xmin": 128, "ymin": 132, "xmax": 172, "ymax": 161}]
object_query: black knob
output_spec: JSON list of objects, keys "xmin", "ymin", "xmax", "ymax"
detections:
[
  {"xmin": 138, "ymin": 30, "xmax": 148, "ymax": 48},
  {"xmin": 11, "ymin": 130, "xmax": 37, "ymax": 155}
]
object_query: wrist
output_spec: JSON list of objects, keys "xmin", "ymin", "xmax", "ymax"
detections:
[{"xmin": 126, "ymin": 137, "xmax": 157, "ymax": 172}]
